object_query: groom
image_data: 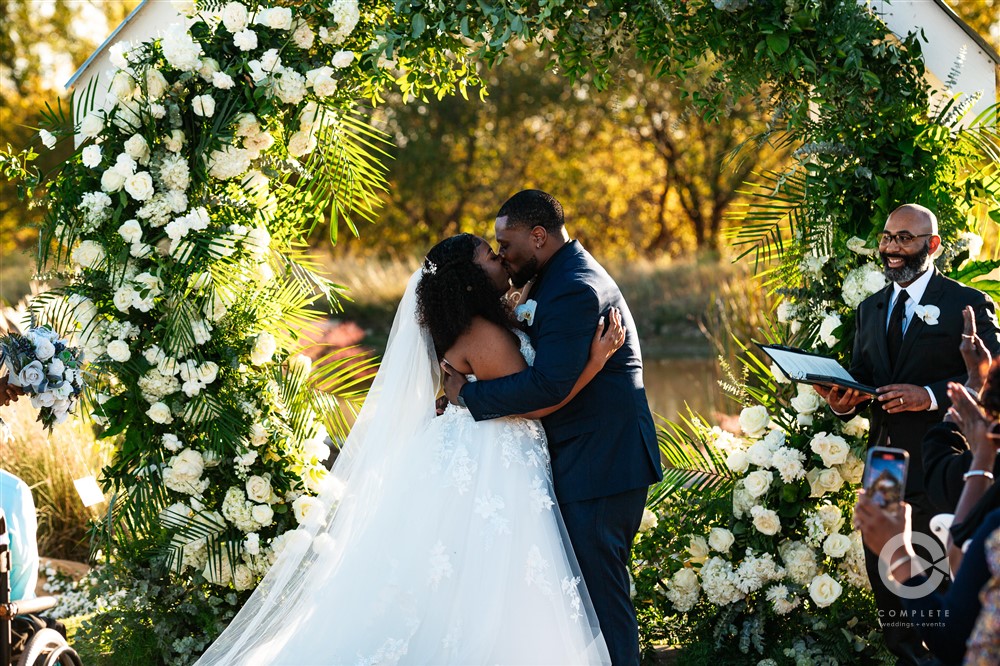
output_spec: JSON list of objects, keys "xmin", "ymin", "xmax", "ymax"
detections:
[{"xmin": 443, "ymin": 189, "xmax": 662, "ymax": 665}]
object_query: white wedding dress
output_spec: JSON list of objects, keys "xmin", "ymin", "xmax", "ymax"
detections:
[{"xmin": 195, "ymin": 272, "xmax": 609, "ymax": 666}]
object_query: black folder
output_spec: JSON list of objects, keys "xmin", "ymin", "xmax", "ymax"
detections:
[{"xmin": 756, "ymin": 343, "xmax": 877, "ymax": 395}]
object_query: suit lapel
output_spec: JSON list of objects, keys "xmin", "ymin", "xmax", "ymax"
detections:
[{"xmin": 894, "ymin": 270, "xmax": 944, "ymax": 378}]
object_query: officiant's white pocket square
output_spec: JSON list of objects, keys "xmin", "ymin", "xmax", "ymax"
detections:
[{"xmin": 515, "ymin": 299, "xmax": 537, "ymax": 326}]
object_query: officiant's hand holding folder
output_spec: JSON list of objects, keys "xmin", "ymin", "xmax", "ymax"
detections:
[{"xmin": 757, "ymin": 343, "xmax": 878, "ymax": 396}]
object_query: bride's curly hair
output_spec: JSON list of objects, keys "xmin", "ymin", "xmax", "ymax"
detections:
[{"xmin": 416, "ymin": 234, "xmax": 513, "ymax": 358}]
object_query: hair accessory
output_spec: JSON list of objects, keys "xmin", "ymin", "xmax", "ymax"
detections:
[{"xmin": 422, "ymin": 260, "xmax": 437, "ymax": 275}]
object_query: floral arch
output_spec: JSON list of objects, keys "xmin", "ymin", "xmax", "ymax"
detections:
[{"xmin": 4, "ymin": 0, "xmax": 998, "ymax": 663}]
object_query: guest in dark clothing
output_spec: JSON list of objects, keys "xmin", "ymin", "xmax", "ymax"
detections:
[
  {"xmin": 923, "ymin": 421, "xmax": 1000, "ymax": 514},
  {"xmin": 854, "ymin": 498, "xmax": 999, "ymax": 665}
]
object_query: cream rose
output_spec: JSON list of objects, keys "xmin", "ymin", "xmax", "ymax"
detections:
[
  {"xmin": 118, "ymin": 219, "xmax": 143, "ymax": 244},
  {"xmin": 751, "ymin": 506, "xmax": 781, "ymax": 535},
  {"xmin": 743, "ymin": 470, "xmax": 774, "ymax": 498},
  {"xmin": 124, "ymin": 171, "xmax": 154, "ymax": 201},
  {"xmin": 809, "ymin": 573, "xmax": 843, "ymax": 607},
  {"xmin": 106, "ymin": 339, "xmax": 132, "ymax": 362},
  {"xmin": 292, "ymin": 495, "xmax": 325, "ymax": 526},
  {"xmin": 810, "ymin": 432, "xmax": 850, "ymax": 467},
  {"xmin": 823, "ymin": 533, "xmax": 852, "ymax": 559},
  {"xmin": 708, "ymin": 527, "xmax": 735, "ymax": 553},
  {"xmin": 250, "ymin": 331, "xmax": 277, "ymax": 365},
  {"xmin": 806, "ymin": 467, "xmax": 845, "ymax": 498},
  {"xmin": 147, "ymin": 401, "xmax": 173, "ymax": 424},
  {"xmin": 726, "ymin": 449, "xmax": 750, "ymax": 474},
  {"xmin": 738, "ymin": 405, "xmax": 769, "ymax": 438},
  {"xmin": 251, "ymin": 503, "xmax": 274, "ymax": 526},
  {"xmin": 687, "ymin": 535, "xmax": 709, "ymax": 563},
  {"xmin": 245, "ymin": 475, "xmax": 272, "ymax": 503},
  {"xmin": 73, "ymin": 240, "xmax": 106, "ymax": 270}
]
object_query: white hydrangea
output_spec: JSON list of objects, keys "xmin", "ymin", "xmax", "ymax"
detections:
[
  {"xmin": 765, "ymin": 584, "xmax": 801, "ymax": 615},
  {"xmin": 734, "ymin": 550, "xmax": 785, "ymax": 594},
  {"xmin": 779, "ymin": 541, "xmax": 818, "ymax": 586},
  {"xmin": 161, "ymin": 25, "xmax": 203, "ymax": 71},
  {"xmin": 324, "ymin": 0, "xmax": 360, "ymax": 45},
  {"xmin": 271, "ymin": 69, "xmax": 307, "ymax": 104},
  {"xmin": 842, "ymin": 262, "xmax": 887, "ymax": 308},
  {"xmin": 699, "ymin": 556, "xmax": 744, "ymax": 605},
  {"xmin": 222, "ymin": 486, "xmax": 260, "ymax": 532},
  {"xmin": 207, "ymin": 144, "xmax": 251, "ymax": 180}
]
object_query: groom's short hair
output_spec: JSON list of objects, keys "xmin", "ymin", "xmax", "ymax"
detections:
[{"xmin": 497, "ymin": 190, "xmax": 564, "ymax": 232}]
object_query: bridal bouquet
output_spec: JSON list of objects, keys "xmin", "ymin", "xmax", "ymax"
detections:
[{"xmin": 0, "ymin": 325, "xmax": 85, "ymax": 429}]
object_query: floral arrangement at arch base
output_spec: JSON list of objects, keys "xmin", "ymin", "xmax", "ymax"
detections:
[
  {"xmin": 632, "ymin": 351, "xmax": 892, "ymax": 665},
  {"xmin": 0, "ymin": 0, "xmax": 431, "ymax": 661}
]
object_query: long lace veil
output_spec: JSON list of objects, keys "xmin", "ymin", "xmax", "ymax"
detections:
[{"xmin": 196, "ymin": 270, "xmax": 438, "ymax": 663}]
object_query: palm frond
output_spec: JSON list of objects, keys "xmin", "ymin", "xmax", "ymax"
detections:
[
  {"xmin": 724, "ymin": 169, "xmax": 810, "ymax": 267},
  {"xmin": 647, "ymin": 410, "xmax": 737, "ymax": 508},
  {"xmin": 303, "ymin": 347, "xmax": 378, "ymax": 446}
]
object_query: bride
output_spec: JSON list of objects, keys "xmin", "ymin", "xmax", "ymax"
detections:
[{"xmin": 195, "ymin": 233, "xmax": 621, "ymax": 665}]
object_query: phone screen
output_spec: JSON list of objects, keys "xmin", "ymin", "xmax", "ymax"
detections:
[{"xmin": 863, "ymin": 447, "xmax": 908, "ymax": 507}]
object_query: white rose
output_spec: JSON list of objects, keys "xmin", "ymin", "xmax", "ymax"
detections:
[
  {"xmin": 147, "ymin": 401, "xmax": 173, "ymax": 424},
  {"xmin": 101, "ymin": 167, "xmax": 127, "ymax": 192},
  {"xmin": 113, "ymin": 284, "xmax": 139, "ymax": 313},
  {"xmin": 808, "ymin": 573, "xmax": 843, "ymax": 607},
  {"xmin": 841, "ymin": 415, "xmax": 869, "ymax": 438},
  {"xmin": 245, "ymin": 475, "xmax": 272, "ymax": 503},
  {"xmin": 32, "ymin": 391, "xmax": 56, "ymax": 408},
  {"xmin": 708, "ymin": 527, "xmax": 735, "ymax": 553},
  {"xmin": 687, "ymin": 535, "xmax": 709, "ymax": 564},
  {"xmin": 726, "ymin": 449, "xmax": 750, "ymax": 474},
  {"xmin": 106, "ymin": 339, "xmax": 132, "ymax": 362},
  {"xmin": 165, "ymin": 130, "xmax": 185, "ymax": 153},
  {"xmin": 124, "ymin": 134, "xmax": 149, "ymax": 162},
  {"xmin": 17, "ymin": 360, "xmax": 45, "ymax": 388},
  {"xmin": 233, "ymin": 28, "xmax": 258, "ymax": 51},
  {"xmin": 330, "ymin": 50, "xmax": 354, "ymax": 68},
  {"xmin": 145, "ymin": 68, "xmax": 168, "ymax": 99},
  {"xmin": 838, "ymin": 453, "xmax": 865, "ymax": 485},
  {"xmin": 250, "ymin": 331, "xmax": 277, "ymax": 365},
  {"xmin": 124, "ymin": 171, "xmax": 154, "ymax": 201},
  {"xmin": 790, "ymin": 384, "xmax": 824, "ymax": 415},
  {"xmin": 816, "ymin": 504, "xmax": 844, "ymax": 532},
  {"xmin": 198, "ymin": 58, "xmax": 220, "ymax": 83},
  {"xmin": 192, "ymin": 94, "xmax": 216, "ymax": 118},
  {"xmin": 116, "ymin": 219, "xmax": 143, "ymax": 244},
  {"xmin": 743, "ymin": 470, "xmax": 773, "ymax": 498},
  {"xmin": 286, "ymin": 130, "xmax": 316, "ymax": 157},
  {"xmin": 732, "ymin": 485, "xmax": 754, "ymax": 519},
  {"xmin": 291, "ymin": 20, "xmax": 314, "ymax": 48},
  {"xmin": 750, "ymin": 506, "xmax": 781, "ymax": 535},
  {"xmin": 81, "ymin": 144, "xmax": 102, "ymax": 168},
  {"xmin": 221, "ymin": 2, "xmax": 249, "ymax": 32},
  {"xmin": 79, "ymin": 112, "xmax": 104, "ymax": 138},
  {"xmin": 823, "ymin": 533, "xmax": 852, "ymax": 559},
  {"xmin": 254, "ymin": 7, "xmax": 293, "ymax": 30},
  {"xmin": 770, "ymin": 362, "xmax": 790, "ymax": 384},
  {"xmin": 818, "ymin": 312, "xmax": 841, "ymax": 347},
  {"xmin": 47, "ymin": 358, "xmax": 65, "ymax": 377},
  {"xmin": 251, "ymin": 504, "xmax": 274, "ymax": 525},
  {"xmin": 73, "ymin": 240, "xmax": 106, "ymax": 270},
  {"xmin": 249, "ymin": 423, "xmax": 268, "ymax": 447},
  {"xmin": 810, "ymin": 432, "xmax": 850, "ymax": 467},
  {"xmin": 288, "ymin": 354, "xmax": 312, "ymax": 377},
  {"xmin": 271, "ymin": 69, "xmax": 307, "ymax": 104},
  {"xmin": 746, "ymin": 441, "xmax": 775, "ymax": 468},
  {"xmin": 292, "ymin": 495, "xmax": 325, "ymax": 527},
  {"xmin": 738, "ymin": 405, "xmax": 769, "ymax": 438},
  {"xmin": 197, "ymin": 361, "xmax": 219, "ymax": 384},
  {"xmin": 233, "ymin": 564, "xmax": 255, "ymax": 591},
  {"xmin": 162, "ymin": 433, "xmax": 182, "ymax": 452},
  {"xmin": 244, "ymin": 532, "xmax": 260, "ymax": 555},
  {"xmin": 806, "ymin": 467, "xmax": 845, "ymax": 498},
  {"xmin": 638, "ymin": 508, "xmax": 658, "ymax": 533},
  {"xmin": 213, "ymin": 71, "xmax": 235, "ymax": 89}
]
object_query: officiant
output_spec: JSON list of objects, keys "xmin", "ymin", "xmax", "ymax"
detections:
[{"xmin": 815, "ymin": 203, "xmax": 1000, "ymax": 666}]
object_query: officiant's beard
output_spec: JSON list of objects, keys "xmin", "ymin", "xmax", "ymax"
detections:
[
  {"xmin": 507, "ymin": 257, "xmax": 539, "ymax": 289},
  {"xmin": 881, "ymin": 242, "xmax": 932, "ymax": 284}
]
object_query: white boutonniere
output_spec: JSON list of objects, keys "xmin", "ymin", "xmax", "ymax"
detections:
[
  {"xmin": 913, "ymin": 304, "xmax": 940, "ymax": 325},
  {"xmin": 514, "ymin": 299, "xmax": 538, "ymax": 326}
]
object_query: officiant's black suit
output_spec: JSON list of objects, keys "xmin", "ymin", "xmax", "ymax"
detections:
[
  {"xmin": 848, "ymin": 268, "xmax": 1000, "ymax": 664},
  {"xmin": 461, "ymin": 240, "xmax": 662, "ymax": 666}
]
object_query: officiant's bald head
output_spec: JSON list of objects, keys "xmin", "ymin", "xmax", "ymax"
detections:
[{"xmin": 886, "ymin": 203, "xmax": 938, "ymax": 237}]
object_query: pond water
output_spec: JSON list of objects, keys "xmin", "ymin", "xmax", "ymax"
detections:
[{"xmin": 642, "ymin": 357, "xmax": 735, "ymax": 429}]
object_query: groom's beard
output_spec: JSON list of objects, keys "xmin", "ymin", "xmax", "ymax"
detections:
[
  {"xmin": 881, "ymin": 242, "xmax": 932, "ymax": 284},
  {"xmin": 507, "ymin": 257, "xmax": 539, "ymax": 289}
]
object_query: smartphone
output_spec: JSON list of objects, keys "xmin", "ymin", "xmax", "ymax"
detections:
[{"xmin": 863, "ymin": 447, "xmax": 909, "ymax": 507}]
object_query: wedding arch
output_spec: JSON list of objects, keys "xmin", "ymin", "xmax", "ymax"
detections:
[{"xmin": 4, "ymin": 0, "xmax": 998, "ymax": 662}]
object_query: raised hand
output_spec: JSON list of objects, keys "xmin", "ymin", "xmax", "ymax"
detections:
[
  {"xmin": 947, "ymin": 382, "xmax": 999, "ymax": 468},
  {"xmin": 960, "ymin": 305, "xmax": 991, "ymax": 393}
]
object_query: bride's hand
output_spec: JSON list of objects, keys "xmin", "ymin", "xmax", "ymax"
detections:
[{"xmin": 590, "ymin": 307, "xmax": 625, "ymax": 365}]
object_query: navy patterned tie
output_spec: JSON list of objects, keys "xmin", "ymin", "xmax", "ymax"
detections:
[{"xmin": 886, "ymin": 289, "xmax": 908, "ymax": 369}]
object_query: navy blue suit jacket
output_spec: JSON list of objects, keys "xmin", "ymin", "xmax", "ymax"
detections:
[{"xmin": 461, "ymin": 241, "xmax": 663, "ymax": 503}]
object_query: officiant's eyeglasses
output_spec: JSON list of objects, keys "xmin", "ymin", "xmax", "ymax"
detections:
[{"xmin": 878, "ymin": 232, "xmax": 932, "ymax": 247}]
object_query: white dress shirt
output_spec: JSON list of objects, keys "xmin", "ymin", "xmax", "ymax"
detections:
[{"xmin": 886, "ymin": 269, "xmax": 938, "ymax": 410}]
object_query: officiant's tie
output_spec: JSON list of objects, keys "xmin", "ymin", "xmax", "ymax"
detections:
[{"xmin": 886, "ymin": 289, "xmax": 909, "ymax": 369}]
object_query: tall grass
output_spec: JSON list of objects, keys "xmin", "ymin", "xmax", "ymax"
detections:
[{"xmin": 1, "ymin": 399, "xmax": 109, "ymax": 561}]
